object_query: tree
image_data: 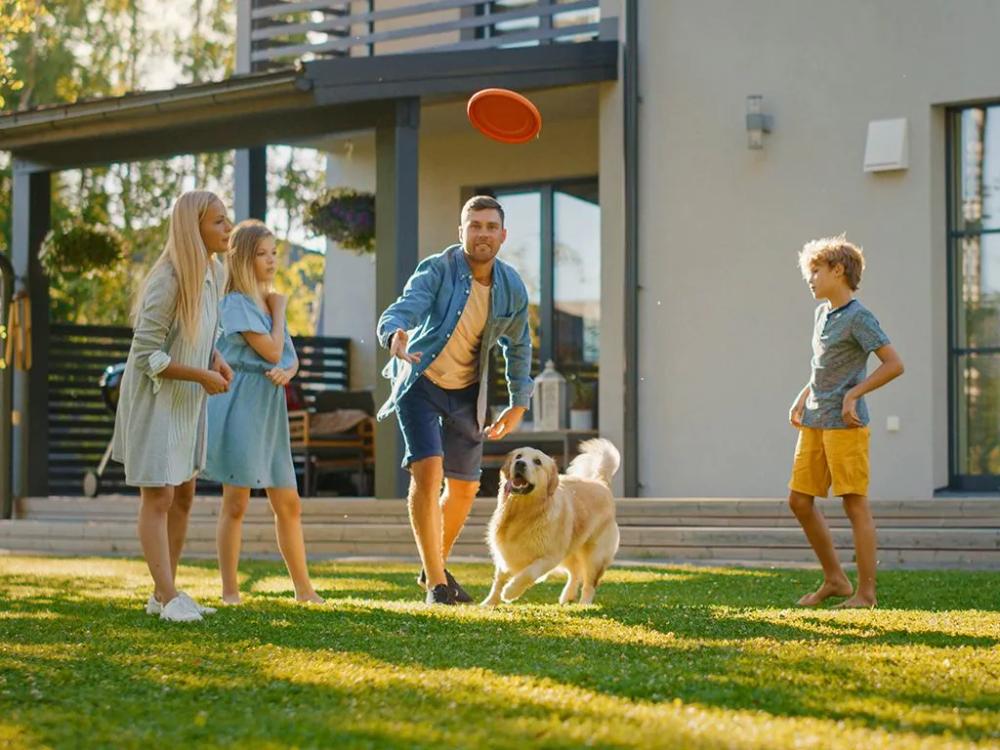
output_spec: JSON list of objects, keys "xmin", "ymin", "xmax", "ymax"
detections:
[
  {"xmin": 0, "ymin": 1, "xmax": 237, "ymax": 324},
  {"xmin": 1, "ymin": 1, "xmax": 328, "ymax": 332},
  {"xmin": 0, "ymin": 0, "xmax": 36, "ymax": 108}
]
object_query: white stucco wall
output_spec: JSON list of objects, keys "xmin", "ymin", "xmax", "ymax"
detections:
[{"xmin": 632, "ymin": 0, "xmax": 1000, "ymax": 498}]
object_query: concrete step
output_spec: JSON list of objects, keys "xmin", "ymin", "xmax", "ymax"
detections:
[
  {"xmin": 15, "ymin": 496, "xmax": 1000, "ymax": 526},
  {"xmin": 2, "ymin": 533, "xmax": 996, "ymax": 569},
  {"xmin": 4, "ymin": 495, "xmax": 997, "ymax": 569},
  {"xmin": 2, "ymin": 519, "xmax": 997, "ymax": 550},
  {"xmin": 2, "ymin": 519, "xmax": 997, "ymax": 568}
]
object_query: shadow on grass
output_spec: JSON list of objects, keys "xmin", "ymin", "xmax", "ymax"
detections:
[{"xmin": 1, "ymin": 560, "xmax": 998, "ymax": 748}]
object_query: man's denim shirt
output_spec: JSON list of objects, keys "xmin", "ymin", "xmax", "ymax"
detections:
[{"xmin": 376, "ymin": 244, "xmax": 533, "ymax": 428}]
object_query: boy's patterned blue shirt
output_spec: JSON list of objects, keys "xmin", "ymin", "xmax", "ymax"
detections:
[{"xmin": 803, "ymin": 299, "xmax": 891, "ymax": 429}]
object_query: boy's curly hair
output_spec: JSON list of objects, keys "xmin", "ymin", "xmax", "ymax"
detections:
[{"xmin": 798, "ymin": 234, "xmax": 865, "ymax": 291}]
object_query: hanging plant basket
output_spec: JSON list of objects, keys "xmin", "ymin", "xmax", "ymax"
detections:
[
  {"xmin": 304, "ymin": 187, "xmax": 375, "ymax": 254},
  {"xmin": 39, "ymin": 221, "xmax": 126, "ymax": 277}
]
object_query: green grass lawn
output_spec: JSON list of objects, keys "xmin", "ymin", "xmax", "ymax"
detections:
[{"xmin": 0, "ymin": 556, "xmax": 997, "ymax": 749}]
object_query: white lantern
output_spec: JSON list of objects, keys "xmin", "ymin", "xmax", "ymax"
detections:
[{"xmin": 533, "ymin": 360, "xmax": 566, "ymax": 431}]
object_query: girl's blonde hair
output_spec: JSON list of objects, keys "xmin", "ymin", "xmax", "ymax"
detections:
[
  {"xmin": 134, "ymin": 190, "xmax": 222, "ymax": 342},
  {"xmin": 225, "ymin": 219, "xmax": 275, "ymax": 308},
  {"xmin": 798, "ymin": 233, "xmax": 866, "ymax": 291}
]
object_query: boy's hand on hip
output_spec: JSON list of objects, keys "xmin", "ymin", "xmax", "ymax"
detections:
[
  {"xmin": 486, "ymin": 406, "xmax": 526, "ymax": 440},
  {"xmin": 201, "ymin": 370, "xmax": 229, "ymax": 395},
  {"xmin": 788, "ymin": 399, "xmax": 805, "ymax": 428},
  {"xmin": 390, "ymin": 329, "xmax": 422, "ymax": 365},
  {"xmin": 842, "ymin": 393, "xmax": 862, "ymax": 427}
]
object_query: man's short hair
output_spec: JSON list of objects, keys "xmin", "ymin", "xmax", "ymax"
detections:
[
  {"xmin": 799, "ymin": 234, "xmax": 866, "ymax": 291},
  {"xmin": 462, "ymin": 195, "xmax": 505, "ymax": 226}
]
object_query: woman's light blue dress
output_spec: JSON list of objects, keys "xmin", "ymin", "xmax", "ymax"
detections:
[{"xmin": 204, "ymin": 293, "xmax": 298, "ymax": 489}]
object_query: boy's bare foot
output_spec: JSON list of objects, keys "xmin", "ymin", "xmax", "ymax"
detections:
[
  {"xmin": 221, "ymin": 593, "xmax": 242, "ymax": 606},
  {"xmin": 296, "ymin": 592, "xmax": 325, "ymax": 604},
  {"xmin": 796, "ymin": 578, "xmax": 853, "ymax": 607},
  {"xmin": 833, "ymin": 594, "xmax": 877, "ymax": 609}
]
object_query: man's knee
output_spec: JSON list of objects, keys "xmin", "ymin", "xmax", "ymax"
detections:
[
  {"xmin": 409, "ymin": 457, "xmax": 444, "ymax": 493},
  {"xmin": 446, "ymin": 478, "xmax": 480, "ymax": 501}
]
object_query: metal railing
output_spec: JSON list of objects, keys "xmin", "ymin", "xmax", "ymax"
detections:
[{"xmin": 238, "ymin": 0, "xmax": 602, "ymax": 71}]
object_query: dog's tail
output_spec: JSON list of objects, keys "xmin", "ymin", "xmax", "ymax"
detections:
[{"xmin": 566, "ymin": 438, "xmax": 621, "ymax": 486}]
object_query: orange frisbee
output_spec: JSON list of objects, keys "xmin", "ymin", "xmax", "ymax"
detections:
[{"xmin": 467, "ymin": 88, "xmax": 542, "ymax": 144}]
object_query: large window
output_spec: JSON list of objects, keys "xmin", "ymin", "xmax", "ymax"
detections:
[
  {"xmin": 477, "ymin": 179, "xmax": 601, "ymax": 424},
  {"xmin": 949, "ymin": 105, "xmax": 1000, "ymax": 489}
]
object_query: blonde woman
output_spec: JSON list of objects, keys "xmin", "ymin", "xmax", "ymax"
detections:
[
  {"xmin": 203, "ymin": 220, "xmax": 323, "ymax": 605},
  {"xmin": 112, "ymin": 190, "xmax": 234, "ymax": 622}
]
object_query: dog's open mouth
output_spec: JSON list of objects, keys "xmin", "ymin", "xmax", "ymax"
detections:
[{"xmin": 507, "ymin": 475, "xmax": 534, "ymax": 494}]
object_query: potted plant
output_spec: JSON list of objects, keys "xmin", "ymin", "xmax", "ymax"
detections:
[
  {"xmin": 304, "ymin": 187, "xmax": 375, "ymax": 253},
  {"xmin": 569, "ymin": 377, "xmax": 596, "ymax": 431},
  {"xmin": 38, "ymin": 221, "xmax": 126, "ymax": 277}
]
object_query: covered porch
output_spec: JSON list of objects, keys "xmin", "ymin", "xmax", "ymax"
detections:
[{"xmin": 0, "ymin": 8, "xmax": 620, "ymax": 506}]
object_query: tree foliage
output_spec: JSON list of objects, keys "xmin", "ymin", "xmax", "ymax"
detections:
[{"xmin": 0, "ymin": 1, "xmax": 327, "ymax": 334}]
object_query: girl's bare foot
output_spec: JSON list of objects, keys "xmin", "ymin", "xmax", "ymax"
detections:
[
  {"xmin": 833, "ymin": 593, "xmax": 877, "ymax": 609},
  {"xmin": 296, "ymin": 591, "xmax": 325, "ymax": 604},
  {"xmin": 796, "ymin": 577, "xmax": 853, "ymax": 607},
  {"xmin": 221, "ymin": 593, "xmax": 242, "ymax": 606}
]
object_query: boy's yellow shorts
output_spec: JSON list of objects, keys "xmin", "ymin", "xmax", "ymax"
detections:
[{"xmin": 788, "ymin": 426, "xmax": 870, "ymax": 498}]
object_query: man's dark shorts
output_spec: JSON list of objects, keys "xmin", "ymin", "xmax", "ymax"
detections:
[{"xmin": 395, "ymin": 375, "xmax": 484, "ymax": 481}]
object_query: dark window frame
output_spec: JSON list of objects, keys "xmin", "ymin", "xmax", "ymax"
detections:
[
  {"xmin": 947, "ymin": 103, "xmax": 1000, "ymax": 491},
  {"xmin": 463, "ymin": 175, "xmax": 600, "ymax": 417}
]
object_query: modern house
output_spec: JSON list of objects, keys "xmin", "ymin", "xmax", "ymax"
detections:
[{"xmin": 2, "ymin": 0, "xmax": 1000, "ymax": 513}]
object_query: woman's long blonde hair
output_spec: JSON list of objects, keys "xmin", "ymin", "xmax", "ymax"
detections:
[
  {"xmin": 225, "ymin": 219, "xmax": 275, "ymax": 309},
  {"xmin": 134, "ymin": 190, "xmax": 221, "ymax": 342}
]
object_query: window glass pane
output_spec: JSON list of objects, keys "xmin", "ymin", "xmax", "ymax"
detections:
[
  {"xmin": 495, "ymin": 190, "xmax": 541, "ymax": 355},
  {"xmin": 956, "ymin": 354, "xmax": 1000, "ymax": 476},
  {"xmin": 956, "ymin": 233, "xmax": 1000, "ymax": 349},
  {"xmin": 554, "ymin": 188, "xmax": 600, "ymax": 367},
  {"xmin": 554, "ymin": 184, "xmax": 600, "ymax": 423},
  {"xmin": 957, "ymin": 106, "xmax": 1000, "ymax": 232}
]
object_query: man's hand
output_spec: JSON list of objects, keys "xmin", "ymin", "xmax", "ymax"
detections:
[
  {"xmin": 211, "ymin": 351, "xmax": 234, "ymax": 385},
  {"xmin": 841, "ymin": 391, "xmax": 863, "ymax": 427},
  {"xmin": 265, "ymin": 367, "xmax": 293, "ymax": 387},
  {"xmin": 390, "ymin": 328, "xmax": 422, "ymax": 365},
  {"xmin": 486, "ymin": 406, "xmax": 526, "ymax": 440}
]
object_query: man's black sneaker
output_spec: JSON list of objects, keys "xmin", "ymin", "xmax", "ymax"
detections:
[
  {"xmin": 418, "ymin": 568, "xmax": 473, "ymax": 604},
  {"xmin": 425, "ymin": 583, "xmax": 456, "ymax": 605}
]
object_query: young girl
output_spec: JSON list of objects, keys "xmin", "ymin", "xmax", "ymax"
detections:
[
  {"xmin": 203, "ymin": 220, "xmax": 324, "ymax": 605},
  {"xmin": 112, "ymin": 190, "xmax": 234, "ymax": 622}
]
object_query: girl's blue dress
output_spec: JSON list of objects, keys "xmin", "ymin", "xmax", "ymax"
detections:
[{"xmin": 204, "ymin": 293, "xmax": 298, "ymax": 489}]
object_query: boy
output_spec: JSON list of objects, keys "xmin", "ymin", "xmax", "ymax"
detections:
[{"xmin": 787, "ymin": 235, "xmax": 904, "ymax": 609}]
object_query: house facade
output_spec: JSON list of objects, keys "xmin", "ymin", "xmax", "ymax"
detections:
[{"xmin": 3, "ymin": 1, "xmax": 1000, "ymax": 502}]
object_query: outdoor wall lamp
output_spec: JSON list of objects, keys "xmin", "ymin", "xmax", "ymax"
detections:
[{"xmin": 746, "ymin": 95, "xmax": 773, "ymax": 149}]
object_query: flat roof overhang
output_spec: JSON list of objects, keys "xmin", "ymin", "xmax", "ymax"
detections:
[{"xmin": 0, "ymin": 41, "xmax": 618, "ymax": 171}]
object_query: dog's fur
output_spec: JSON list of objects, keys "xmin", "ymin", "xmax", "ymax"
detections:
[{"xmin": 482, "ymin": 438, "xmax": 621, "ymax": 606}]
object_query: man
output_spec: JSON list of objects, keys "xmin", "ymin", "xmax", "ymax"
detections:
[{"xmin": 377, "ymin": 195, "xmax": 533, "ymax": 605}]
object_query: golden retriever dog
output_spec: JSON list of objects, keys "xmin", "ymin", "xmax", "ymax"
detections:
[{"xmin": 482, "ymin": 438, "xmax": 620, "ymax": 606}]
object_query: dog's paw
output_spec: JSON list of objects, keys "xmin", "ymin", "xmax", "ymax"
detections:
[
  {"xmin": 500, "ymin": 585, "xmax": 523, "ymax": 603},
  {"xmin": 480, "ymin": 598, "xmax": 499, "ymax": 608}
]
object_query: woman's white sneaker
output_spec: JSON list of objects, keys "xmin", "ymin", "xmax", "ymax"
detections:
[
  {"xmin": 177, "ymin": 591, "xmax": 216, "ymax": 616},
  {"xmin": 145, "ymin": 594, "xmax": 163, "ymax": 616},
  {"xmin": 160, "ymin": 595, "xmax": 203, "ymax": 622}
]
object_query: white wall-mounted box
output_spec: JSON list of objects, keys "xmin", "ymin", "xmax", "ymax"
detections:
[{"xmin": 864, "ymin": 118, "xmax": 909, "ymax": 172}]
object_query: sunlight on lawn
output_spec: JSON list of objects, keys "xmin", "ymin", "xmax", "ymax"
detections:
[{"xmin": 0, "ymin": 556, "xmax": 996, "ymax": 750}]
